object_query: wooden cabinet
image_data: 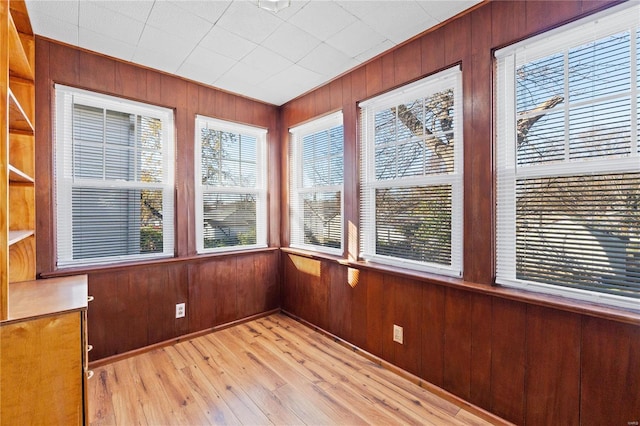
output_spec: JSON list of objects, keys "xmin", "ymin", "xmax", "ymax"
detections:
[
  {"xmin": 1, "ymin": 275, "xmax": 89, "ymax": 425},
  {"xmin": 2, "ymin": 0, "xmax": 36, "ymax": 320}
]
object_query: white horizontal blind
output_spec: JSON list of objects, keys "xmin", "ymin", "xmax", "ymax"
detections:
[
  {"xmin": 195, "ymin": 116, "xmax": 267, "ymax": 253},
  {"xmin": 360, "ymin": 66, "xmax": 463, "ymax": 276},
  {"xmin": 55, "ymin": 85, "xmax": 175, "ymax": 267},
  {"xmin": 496, "ymin": 4, "xmax": 640, "ymax": 309},
  {"xmin": 289, "ymin": 112, "xmax": 343, "ymax": 255}
]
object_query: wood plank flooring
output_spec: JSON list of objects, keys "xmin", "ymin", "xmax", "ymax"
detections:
[{"xmin": 88, "ymin": 313, "xmax": 506, "ymax": 425}]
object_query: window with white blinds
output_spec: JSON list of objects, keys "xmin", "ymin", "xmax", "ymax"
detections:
[
  {"xmin": 55, "ymin": 85, "xmax": 175, "ymax": 267},
  {"xmin": 289, "ymin": 112, "xmax": 344, "ymax": 255},
  {"xmin": 496, "ymin": 3, "xmax": 640, "ymax": 309},
  {"xmin": 360, "ymin": 66, "xmax": 463, "ymax": 276},
  {"xmin": 195, "ymin": 116, "xmax": 267, "ymax": 253}
]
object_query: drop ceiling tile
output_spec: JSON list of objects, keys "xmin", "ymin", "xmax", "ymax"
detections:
[
  {"xmin": 29, "ymin": 13, "xmax": 78, "ymax": 45},
  {"xmin": 216, "ymin": 1, "xmax": 284, "ymax": 44},
  {"xmin": 137, "ymin": 25, "xmax": 196, "ymax": 58},
  {"xmin": 241, "ymin": 46, "xmax": 294, "ymax": 78},
  {"xmin": 132, "ymin": 47, "xmax": 190, "ymax": 74},
  {"xmin": 253, "ymin": 65, "xmax": 327, "ymax": 105},
  {"xmin": 79, "ymin": 27, "xmax": 137, "ymax": 62},
  {"xmin": 171, "ymin": 0, "xmax": 232, "ymax": 24},
  {"xmin": 326, "ymin": 19, "xmax": 387, "ymax": 59},
  {"xmin": 216, "ymin": 61, "xmax": 268, "ymax": 87},
  {"xmin": 79, "ymin": 2, "xmax": 145, "ymax": 45},
  {"xmin": 298, "ymin": 42, "xmax": 358, "ymax": 78},
  {"xmin": 262, "ymin": 63, "xmax": 324, "ymax": 94},
  {"xmin": 417, "ymin": 0, "xmax": 480, "ymax": 22},
  {"xmin": 262, "ymin": 22, "xmax": 321, "ymax": 63},
  {"xmin": 266, "ymin": 0, "xmax": 309, "ymax": 20},
  {"xmin": 333, "ymin": 1, "xmax": 381, "ymax": 21},
  {"xmin": 288, "ymin": 1, "xmax": 357, "ymax": 42},
  {"xmin": 213, "ymin": 68, "xmax": 266, "ymax": 99},
  {"xmin": 358, "ymin": 2, "xmax": 437, "ymax": 44},
  {"xmin": 146, "ymin": 1, "xmax": 213, "ymax": 42},
  {"xmin": 25, "ymin": 0, "xmax": 78, "ymax": 26},
  {"xmin": 355, "ymin": 39, "xmax": 395, "ymax": 62},
  {"xmin": 180, "ymin": 45, "xmax": 236, "ymax": 83},
  {"xmin": 252, "ymin": 83, "xmax": 306, "ymax": 106},
  {"xmin": 88, "ymin": 0, "xmax": 154, "ymax": 23},
  {"xmin": 198, "ymin": 26, "xmax": 257, "ymax": 62}
]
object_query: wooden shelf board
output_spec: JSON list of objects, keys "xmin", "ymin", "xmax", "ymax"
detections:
[
  {"xmin": 8, "ymin": 13, "xmax": 33, "ymax": 81},
  {"xmin": 8, "ymin": 89, "xmax": 34, "ymax": 134},
  {"xmin": 8, "ymin": 230, "xmax": 34, "ymax": 246},
  {"xmin": 8, "ymin": 165, "xmax": 34, "ymax": 184},
  {"xmin": 4, "ymin": 275, "xmax": 88, "ymax": 323}
]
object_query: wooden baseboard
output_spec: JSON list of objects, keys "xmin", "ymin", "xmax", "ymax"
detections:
[
  {"xmin": 88, "ymin": 308, "xmax": 280, "ymax": 369},
  {"xmin": 281, "ymin": 310, "xmax": 513, "ymax": 426}
]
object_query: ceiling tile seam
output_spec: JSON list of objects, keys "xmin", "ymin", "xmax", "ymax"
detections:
[
  {"xmin": 134, "ymin": 0, "xmax": 158, "ymax": 47},
  {"xmin": 174, "ymin": 10, "xmax": 236, "ymax": 75}
]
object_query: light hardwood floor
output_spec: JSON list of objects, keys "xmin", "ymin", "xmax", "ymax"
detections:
[{"xmin": 89, "ymin": 313, "xmax": 506, "ymax": 425}]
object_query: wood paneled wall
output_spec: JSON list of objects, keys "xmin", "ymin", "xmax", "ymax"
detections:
[
  {"xmin": 281, "ymin": 1, "xmax": 639, "ymax": 425},
  {"xmin": 283, "ymin": 253, "xmax": 640, "ymax": 425},
  {"xmin": 88, "ymin": 250, "xmax": 280, "ymax": 361},
  {"xmin": 34, "ymin": 39, "xmax": 282, "ymax": 360}
]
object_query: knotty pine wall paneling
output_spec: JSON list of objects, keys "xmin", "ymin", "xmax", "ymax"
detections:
[
  {"xmin": 35, "ymin": 38, "xmax": 281, "ymax": 361},
  {"xmin": 280, "ymin": 1, "xmax": 638, "ymax": 424}
]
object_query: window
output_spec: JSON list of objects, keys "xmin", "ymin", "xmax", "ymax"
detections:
[
  {"xmin": 289, "ymin": 112, "xmax": 344, "ymax": 255},
  {"xmin": 55, "ymin": 86, "xmax": 175, "ymax": 267},
  {"xmin": 496, "ymin": 3, "xmax": 640, "ymax": 309},
  {"xmin": 195, "ymin": 116, "xmax": 267, "ymax": 253},
  {"xmin": 360, "ymin": 66, "xmax": 463, "ymax": 276}
]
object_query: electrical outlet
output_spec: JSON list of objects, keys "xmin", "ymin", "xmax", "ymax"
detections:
[
  {"xmin": 393, "ymin": 324, "xmax": 403, "ymax": 344},
  {"xmin": 176, "ymin": 303, "xmax": 186, "ymax": 319}
]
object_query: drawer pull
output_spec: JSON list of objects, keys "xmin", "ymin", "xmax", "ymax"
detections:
[
  {"xmin": 87, "ymin": 296, "xmax": 94, "ymax": 302},
  {"xmin": 87, "ymin": 370, "xmax": 94, "ymax": 380},
  {"xmin": 87, "ymin": 344, "xmax": 93, "ymax": 352}
]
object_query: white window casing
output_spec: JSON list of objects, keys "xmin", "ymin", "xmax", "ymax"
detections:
[
  {"xmin": 55, "ymin": 85, "xmax": 175, "ymax": 267},
  {"xmin": 195, "ymin": 116, "xmax": 268, "ymax": 253},
  {"xmin": 359, "ymin": 66, "xmax": 463, "ymax": 277},
  {"xmin": 496, "ymin": 3, "xmax": 640, "ymax": 310},
  {"xmin": 289, "ymin": 111, "xmax": 344, "ymax": 255}
]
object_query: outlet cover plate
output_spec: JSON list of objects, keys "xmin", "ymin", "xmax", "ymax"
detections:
[
  {"xmin": 176, "ymin": 303, "xmax": 186, "ymax": 319},
  {"xmin": 393, "ymin": 324, "xmax": 403, "ymax": 344}
]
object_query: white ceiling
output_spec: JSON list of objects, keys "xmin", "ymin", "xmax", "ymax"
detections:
[{"xmin": 25, "ymin": 0, "xmax": 480, "ymax": 106}]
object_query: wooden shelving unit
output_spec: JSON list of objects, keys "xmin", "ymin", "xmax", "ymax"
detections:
[
  {"xmin": 2, "ymin": 6, "xmax": 89, "ymax": 423},
  {"xmin": 2, "ymin": 0, "xmax": 36, "ymax": 319}
]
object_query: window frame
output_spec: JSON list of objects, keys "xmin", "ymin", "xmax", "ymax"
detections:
[
  {"xmin": 54, "ymin": 85, "xmax": 175, "ymax": 268},
  {"xmin": 289, "ymin": 111, "xmax": 344, "ymax": 255},
  {"xmin": 194, "ymin": 115, "xmax": 268, "ymax": 254},
  {"xmin": 495, "ymin": 2, "xmax": 640, "ymax": 310},
  {"xmin": 359, "ymin": 66, "xmax": 464, "ymax": 276}
]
